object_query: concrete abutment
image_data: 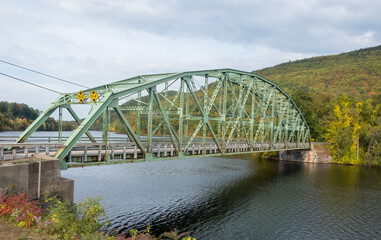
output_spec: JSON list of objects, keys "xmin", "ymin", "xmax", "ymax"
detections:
[
  {"xmin": 279, "ymin": 143, "xmax": 333, "ymax": 163},
  {"xmin": 0, "ymin": 154, "xmax": 73, "ymax": 202}
]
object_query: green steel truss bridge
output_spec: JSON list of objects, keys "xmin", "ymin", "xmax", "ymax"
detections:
[{"xmin": 14, "ymin": 69, "xmax": 311, "ymax": 169}]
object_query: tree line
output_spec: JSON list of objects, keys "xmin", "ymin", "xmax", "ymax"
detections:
[{"xmin": 0, "ymin": 101, "xmax": 76, "ymax": 131}]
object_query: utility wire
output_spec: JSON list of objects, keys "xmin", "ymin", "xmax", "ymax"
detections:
[
  {"xmin": 0, "ymin": 59, "xmax": 89, "ymax": 88},
  {"xmin": 0, "ymin": 72, "xmax": 61, "ymax": 94}
]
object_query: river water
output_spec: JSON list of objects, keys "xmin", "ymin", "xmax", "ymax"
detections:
[{"xmin": 61, "ymin": 154, "xmax": 381, "ymax": 239}]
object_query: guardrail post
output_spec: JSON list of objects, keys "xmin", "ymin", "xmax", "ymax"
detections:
[
  {"xmin": 12, "ymin": 148, "xmax": 16, "ymax": 160},
  {"xmin": 24, "ymin": 147, "xmax": 28, "ymax": 158},
  {"xmin": 164, "ymin": 144, "xmax": 168, "ymax": 157},
  {"xmin": 123, "ymin": 145, "xmax": 127, "ymax": 160},
  {"xmin": 98, "ymin": 145, "xmax": 102, "ymax": 162},
  {"xmin": 46, "ymin": 146, "xmax": 50, "ymax": 156},
  {"xmin": 111, "ymin": 146, "xmax": 115, "ymax": 160},
  {"xmin": 58, "ymin": 107, "xmax": 62, "ymax": 143},
  {"xmin": 0, "ymin": 147, "xmax": 3, "ymax": 161},
  {"xmin": 83, "ymin": 145, "xmax": 87, "ymax": 163},
  {"xmin": 133, "ymin": 145, "xmax": 137, "ymax": 159}
]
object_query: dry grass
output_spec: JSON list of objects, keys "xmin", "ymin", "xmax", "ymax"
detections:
[{"xmin": 0, "ymin": 218, "xmax": 52, "ymax": 240}]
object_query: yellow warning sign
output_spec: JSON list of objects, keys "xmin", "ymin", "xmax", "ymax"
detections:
[
  {"xmin": 89, "ymin": 90, "xmax": 99, "ymax": 103},
  {"xmin": 77, "ymin": 91, "xmax": 86, "ymax": 103}
]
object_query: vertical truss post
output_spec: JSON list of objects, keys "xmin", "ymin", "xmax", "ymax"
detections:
[
  {"xmin": 222, "ymin": 74, "xmax": 227, "ymax": 153},
  {"xmin": 163, "ymin": 83, "xmax": 168, "ymax": 137},
  {"xmin": 179, "ymin": 78, "xmax": 185, "ymax": 154},
  {"xmin": 185, "ymin": 85, "xmax": 189, "ymax": 139},
  {"xmin": 103, "ymin": 108, "xmax": 109, "ymax": 162},
  {"xmin": 203, "ymin": 74, "xmax": 208, "ymax": 154},
  {"xmin": 137, "ymin": 91, "xmax": 141, "ymax": 139},
  {"xmin": 285, "ymin": 104, "xmax": 289, "ymax": 148},
  {"xmin": 270, "ymin": 88, "xmax": 275, "ymax": 149},
  {"xmin": 146, "ymin": 87, "xmax": 154, "ymax": 161},
  {"xmin": 236, "ymin": 81, "xmax": 242, "ymax": 152},
  {"xmin": 297, "ymin": 121, "xmax": 302, "ymax": 148},
  {"xmin": 250, "ymin": 93, "xmax": 255, "ymax": 149},
  {"xmin": 218, "ymin": 77, "xmax": 222, "ymax": 142},
  {"xmin": 58, "ymin": 107, "xmax": 62, "ymax": 143}
]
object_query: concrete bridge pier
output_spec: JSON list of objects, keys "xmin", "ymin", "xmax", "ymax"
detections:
[
  {"xmin": 0, "ymin": 154, "xmax": 74, "ymax": 202},
  {"xmin": 279, "ymin": 143, "xmax": 333, "ymax": 163}
]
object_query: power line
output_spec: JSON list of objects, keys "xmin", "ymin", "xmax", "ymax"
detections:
[
  {"xmin": 0, "ymin": 59, "xmax": 89, "ymax": 88},
  {"xmin": 0, "ymin": 72, "xmax": 61, "ymax": 94}
]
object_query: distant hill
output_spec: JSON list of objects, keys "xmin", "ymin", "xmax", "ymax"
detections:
[
  {"xmin": 255, "ymin": 45, "xmax": 381, "ymax": 100},
  {"xmin": 0, "ymin": 101, "xmax": 76, "ymax": 131},
  {"xmin": 254, "ymin": 45, "xmax": 381, "ymax": 140}
]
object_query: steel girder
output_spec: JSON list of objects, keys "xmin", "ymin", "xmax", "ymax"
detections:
[{"xmin": 15, "ymin": 69, "xmax": 311, "ymax": 168}]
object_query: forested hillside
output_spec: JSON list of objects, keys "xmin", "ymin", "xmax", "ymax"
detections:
[
  {"xmin": 255, "ymin": 45, "xmax": 381, "ymax": 165},
  {"xmin": 0, "ymin": 101, "xmax": 75, "ymax": 131},
  {"xmin": 256, "ymin": 45, "xmax": 381, "ymax": 100}
]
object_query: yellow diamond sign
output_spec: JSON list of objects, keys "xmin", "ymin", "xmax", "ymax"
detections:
[
  {"xmin": 77, "ymin": 91, "xmax": 86, "ymax": 103},
  {"xmin": 89, "ymin": 90, "xmax": 99, "ymax": 103}
]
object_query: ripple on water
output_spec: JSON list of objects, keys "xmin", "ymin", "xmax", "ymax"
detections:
[{"xmin": 62, "ymin": 156, "xmax": 381, "ymax": 239}]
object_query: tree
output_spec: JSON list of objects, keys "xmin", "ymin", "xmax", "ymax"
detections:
[{"xmin": 324, "ymin": 96, "xmax": 381, "ymax": 165}]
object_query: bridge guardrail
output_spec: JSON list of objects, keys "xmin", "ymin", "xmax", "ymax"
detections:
[{"xmin": 0, "ymin": 141, "xmax": 310, "ymax": 163}]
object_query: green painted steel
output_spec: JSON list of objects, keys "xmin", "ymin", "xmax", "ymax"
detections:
[{"xmin": 15, "ymin": 69, "xmax": 311, "ymax": 168}]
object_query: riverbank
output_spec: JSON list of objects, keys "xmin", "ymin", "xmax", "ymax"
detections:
[
  {"xmin": 0, "ymin": 218, "xmax": 50, "ymax": 240},
  {"xmin": 0, "ymin": 190, "xmax": 195, "ymax": 240}
]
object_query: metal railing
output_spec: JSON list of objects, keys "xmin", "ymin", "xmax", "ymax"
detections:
[
  {"xmin": 0, "ymin": 141, "xmax": 311, "ymax": 163},
  {"xmin": 0, "ymin": 135, "xmax": 176, "ymax": 143}
]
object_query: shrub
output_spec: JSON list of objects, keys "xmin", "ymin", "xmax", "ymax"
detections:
[
  {"xmin": 38, "ymin": 193, "xmax": 111, "ymax": 239},
  {"xmin": 0, "ymin": 191, "xmax": 196, "ymax": 240},
  {"xmin": 0, "ymin": 192, "xmax": 42, "ymax": 227}
]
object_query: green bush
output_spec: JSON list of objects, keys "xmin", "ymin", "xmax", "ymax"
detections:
[{"xmin": 38, "ymin": 193, "xmax": 110, "ymax": 239}]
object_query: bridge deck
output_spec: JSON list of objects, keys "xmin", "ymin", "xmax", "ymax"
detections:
[{"xmin": 1, "ymin": 142, "xmax": 309, "ymax": 167}]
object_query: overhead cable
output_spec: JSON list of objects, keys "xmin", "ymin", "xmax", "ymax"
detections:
[
  {"xmin": 0, "ymin": 72, "xmax": 61, "ymax": 94},
  {"xmin": 0, "ymin": 59, "xmax": 89, "ymax": 88}
]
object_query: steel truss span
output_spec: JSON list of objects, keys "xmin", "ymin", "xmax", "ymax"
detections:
[{"xmin": 15, "ymin": 69, "xmax": 311, "ymax": 169}]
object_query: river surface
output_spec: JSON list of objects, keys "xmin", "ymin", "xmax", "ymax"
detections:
[{"xmin": 61, "ymin": 154, "xmax": 381, "ymax": 239}]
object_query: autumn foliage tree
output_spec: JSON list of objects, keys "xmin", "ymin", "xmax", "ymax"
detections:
[{"xmin": 324, "ymin": 96, "xmax": 380, "ymax": 165}]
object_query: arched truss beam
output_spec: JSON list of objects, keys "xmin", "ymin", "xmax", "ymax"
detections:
[{"xmin": 15, "ymin": 69, "xmax": 311, "ymax": 168}]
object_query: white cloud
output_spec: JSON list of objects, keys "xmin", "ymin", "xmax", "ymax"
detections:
[
  {"xmin": 345, "ymin": 31, "xmax": 375, "ymax": 46},
  {"xmin": 0, "ymin": 0, "xmax": 379, "ymax": 113},
  {"xmin": 58, "ymin": 1, "xmax": 81, "ymax": 11}
]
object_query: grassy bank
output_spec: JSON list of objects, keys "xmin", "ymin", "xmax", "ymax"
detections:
[{"xmin": 0, "ymin": 190, "xmax": 195, "ymax": 240}]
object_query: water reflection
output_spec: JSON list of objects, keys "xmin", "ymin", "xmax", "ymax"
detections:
[{"xmin": 62, "ymin": 155, "xmax": 381, "ymax": 239}]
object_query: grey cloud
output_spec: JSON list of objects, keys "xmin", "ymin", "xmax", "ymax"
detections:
[
  {"xmin": 0, "ymin": 0, "xmax": 380, "ymax": 111},
  {"xmin": 69, "ymin": 0, "xmax": 380, "ymax": 53}
]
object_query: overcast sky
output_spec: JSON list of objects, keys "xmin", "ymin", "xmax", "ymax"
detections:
[{"xmin": 1, "ymin": 0, "xmax": 380, "ymax": 114}]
